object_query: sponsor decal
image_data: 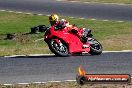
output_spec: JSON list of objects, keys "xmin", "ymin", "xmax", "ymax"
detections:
[{"xmin": 76, "ymin": 66, "xmax": 131, "ymax": 85}]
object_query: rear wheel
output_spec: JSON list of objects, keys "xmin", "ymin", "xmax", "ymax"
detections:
[
  {"xmin": 88, "ymin": 38, "xmax": 102, "ymax": 55},
  {"xmin": 48, "ymin": 38, "xmax": 69, "ymax": 57}
]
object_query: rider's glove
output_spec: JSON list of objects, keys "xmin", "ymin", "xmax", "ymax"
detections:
[{"xmin": 71, "ymin": 29, "xmax": 78, "ymax": 34}]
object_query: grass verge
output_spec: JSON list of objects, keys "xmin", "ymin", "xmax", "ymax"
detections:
[
  {"xmin": 0, "ymin": 12, "xmax": 132, "ymax": 56},
  {"xmin": 67, "ymin": 0, "xmax": 132, "ymax": 4}
]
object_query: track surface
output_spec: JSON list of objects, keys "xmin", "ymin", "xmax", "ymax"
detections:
[
  {"xmin": 0, "ymin": 52, "xmax": 132, "ymax": 84},
  {"xmin": 0, "ymin": 0, "xmax": 132, "ymax": 21}
]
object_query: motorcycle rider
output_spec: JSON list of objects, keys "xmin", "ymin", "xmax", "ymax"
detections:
[
  {"xmin": 49, "ymin": 14, "xmax": 83, "ymax": 37},
  {"xmin": 49, "ymin": 14, "xmax": 70, "ymax": 29},
  {"xmin": 49, "ymin": 14, "xmax": 91, "ymax": 47}
]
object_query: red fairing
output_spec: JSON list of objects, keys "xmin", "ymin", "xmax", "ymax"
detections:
[{"xmin": 44, "ymin": 25, "xmax": 90, "ymax": 54}]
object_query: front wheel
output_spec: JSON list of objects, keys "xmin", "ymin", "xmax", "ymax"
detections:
[
  {"xmin": 87, "ymin": 38, "xmax": 102, "ymax": 55},
  {"xmin": 48, "ymin": 38, "xmax": 69, "ymax": 57}
]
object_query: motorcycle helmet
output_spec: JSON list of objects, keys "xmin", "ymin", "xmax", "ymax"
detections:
[{"xmin": 49, "ymin": 14, "xmax": 59, "ymax": 26}]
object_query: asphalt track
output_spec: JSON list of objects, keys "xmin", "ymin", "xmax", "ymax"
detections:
[
  {"xmin": 0, "ymin": 0, "xmax": 132, "ymax": 21},
  {"xmin": 0, "ymin": 52, "xmax": 132, "ymax": 84}
]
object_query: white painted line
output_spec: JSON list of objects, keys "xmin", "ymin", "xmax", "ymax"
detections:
[
  {"xmin": 48, "ymin": 81, "xmax": 62, "ymax": 83},
  {"xmin": 70, "ymin": 17, "xmax": 75, "ymax": 18},
  {"xmin": 118, "ymin": 4, "xmax": 126, "ymax": 5},
  {"xmin": 122, "ymin": 50, "xmax": 132, "ymax": 52},
  {"xmin": 25, "ymin": 13, "xmax": 32, "ymax": 15},
  {"xmin": 84, "ymin": 1, "xmax": 103, "ymax": 4},
  {"xmin": 84, "ymin": 2, "xmax": 91, "ymax": 4},
  {"xmin": 90, "ymin": 19, "xmax": 96, "ymax": 20},
  {"xmin": 103, "ymin": 50, "xmax": 132, "ymax": 53},
  {"xmin": 84, "ymin": 1, "xmax": 131, "ymax": 6},
  {"xmin": 0, "ymin": 10, "xmax": 6, "ymax": 11},
  {"xmin": 79, "ymin": 17, "xmax": 85, "ymax": 19},
  {"xmin": 64, "ymin": 80, "xmax": 76, "ymax": 82},
  {"xmin": 4, "ymin": 55, "xmax": 26, "ymax": 58},
  {"xmin": 33, "ymin": 82, "xmax": 47, "ymax": 84},
  {"xmin": 37, "ymin": 14, "xmax": 43, "ymax": 16},
  {"xmin": 103, "ymin": 20, "xmax": 109, "ymax": 21},
  {"xmin": 28, "ymin": 54, "xmax": 54, "ymax": 56},
  {"xmin": 4, "ymin": 54, "xmax": 54, "ymax": 58},
  {"xmin": 0, "ymin": 9, "xmax": 128, "ymax": 23},
  {"xmin": 18, "ymin": 83, "xmax": 29, "ymax": 85},
  {"xmin": 1, "ymin": 77, "xmax": 132, "ymax": 85},
  {"xmin": 3, "ymin": 84, "xmax": 13, "ymax": 86},
  {"xmin": 3, "ymin": 50, "xmax": 132, "ymax": 57},
  {"xmin": 8, "ymin": 11, "xmax": 14, "ymax": 13},
  {"xmin": 117, "ymin": 21, "xmax": 124, "ymax": 23},
  {"xmin": 15, "ymin": 12, "xmax": 23, "ymax": 14}
]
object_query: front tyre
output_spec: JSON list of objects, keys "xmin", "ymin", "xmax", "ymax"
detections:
[
  {"xmin": 48, "ymin": 38, "xmax": 69, "ymax": 57},
  {"xmin": 88, "ymin": 38, "xmax": 102, "ymax": 55}
]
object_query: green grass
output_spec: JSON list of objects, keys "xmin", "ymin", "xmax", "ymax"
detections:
[
  {"xmin": 0, "ymin": 12, "xmax": 51, "ymax": 56},
  {"xmin": 0, "ymin": 12, "xmax": 132, "ymax": 56},
  {"xmin": 0, "ymin": 12, "xmax": 49, "ymax": 34},
  {"xmin": 67, "ymin": 0, "xmax": 132, "ymax": 4}
]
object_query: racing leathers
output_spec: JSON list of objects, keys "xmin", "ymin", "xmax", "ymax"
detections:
[{"xmin": 53, "ymin": 19, "xmax": 83, "ymax": 38}]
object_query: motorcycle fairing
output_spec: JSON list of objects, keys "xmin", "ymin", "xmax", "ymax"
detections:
[{"xmin": 45, "ymin": 26, "xmax": 85, "ymax": 53}]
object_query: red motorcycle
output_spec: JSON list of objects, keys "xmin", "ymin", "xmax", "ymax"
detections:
[{"xmin": 44, "ymin": 25, "xmax": 102, "ymax": 56}]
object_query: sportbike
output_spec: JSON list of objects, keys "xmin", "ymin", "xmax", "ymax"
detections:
[{"xmin": 44, "ymin": 25, "xmax": 102, "ymax": 56}]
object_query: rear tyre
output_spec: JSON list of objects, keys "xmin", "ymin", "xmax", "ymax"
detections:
[
  {"xmin": 48, "ymin": 38, "xmax": 69, "ymax": 57},
  {"xmin": 88, "ymin": 38, "xmax": 102, "ymax": 55}
]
